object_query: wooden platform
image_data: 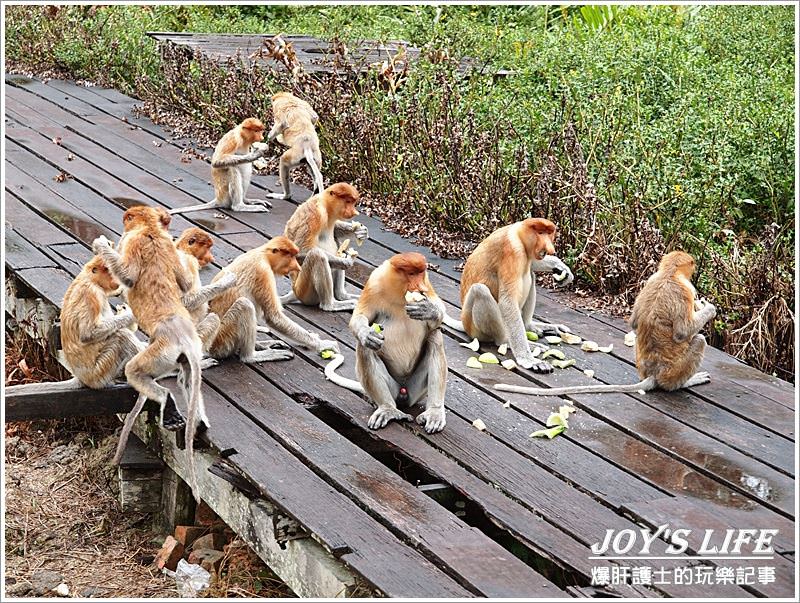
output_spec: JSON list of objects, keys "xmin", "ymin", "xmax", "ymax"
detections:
[
  {"xmin": 146, "ymin": 31, "xmax": 509, "ymax": 76},
  {"xmin": 3, "ymin": 76, "xmax": 795, "ymax": 598}
]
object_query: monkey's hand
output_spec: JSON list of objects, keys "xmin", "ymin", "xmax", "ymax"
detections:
[
  {"xmin": 317, "ymin": 339, "xmax": 341, "ymax": 355},
  {"xmin": 356, "ymin": 325, "xmax": 384, "ymax": 350},
  {"xmin": 115, "ymin": 304, "xmax": 137, "ymax": 329},
  {"xmin": 215, "ymin": 270, "xmax": 238, "ymax": 290},
  {"xmin": 552, "ymin": 265, "xmax": 574, "ymax": 288},
  {"xmin": 368, "ymin": 406, "xmax": 413, "ymax": 430},
  {"xmin": 354, "ymin": 224, "xmax": 369, "ymax": 244},
  {"xmin": 416, "ymin": 407, "xmax": 446, "ymax": 434},
  {"xmin": 92, "ymin": 235, "xmax": 114, "ymax": 254},
  {"xmin": 405, "ymin": 299, "xmax": 443, "ymax": 323}
]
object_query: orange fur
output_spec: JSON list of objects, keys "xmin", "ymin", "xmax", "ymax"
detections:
[{"xmin": 284, "ymin": 183, "xmax": 360, "ymax": 250}]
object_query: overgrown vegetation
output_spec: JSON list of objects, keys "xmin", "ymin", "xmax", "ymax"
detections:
[{"xmin": 5, "ymin": 4, "xmax": 795, "ymax": 380}]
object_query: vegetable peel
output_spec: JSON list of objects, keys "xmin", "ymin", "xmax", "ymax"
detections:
[
  {"xmin": 478, "ymin": 352, "xmax": 500, "ymax": 364},
  {"xmin": 460, "ymin": 338, "xmax": 480, "ymax": 352},
  {"xmin": 466, "ymin": 356, "xmax": 482, "ymax": 369},
  {"xmin": 530, "ymin": 426, "xmax": 566, "ymax": 439}
]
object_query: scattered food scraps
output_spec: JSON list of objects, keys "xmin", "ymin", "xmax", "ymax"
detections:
[
  {"xmin": 466, "ymin": 356, "xmax": 482, "ymax": 369},
  {"xmin": 624, "ymin": 331, "xmax": 636, "ymax": 346},
  {"xmin": 501, "ymin": 359, "xmax": 517, "ymax": 370},
  {"xmin": 545, "ymin": 335, "xmax": 562, "ymax": 344},
  {"xmin": 472, "ymin": 418, "xmax": 487, "ymax": 431},
  {"xmin": 497, "ymin": 343, "xmax": 508, "ymax": 355},
  {"xmin": 541, "ymin": 349, "xmax": 565, "ymax": 360},
  {"xmin": 530, "ymin": 426, "xmax": 565, "ymax": 439},
  {"xmin": 581, "ymin": 341, "xmax": 599, "ymax": 352},
  {"xmin": 478, "ymin": 352, "xmax": 499, "ymax": 364},
  {"xmin": 526, "ymin": 331, "xmax": 539, "ymax": 341}
]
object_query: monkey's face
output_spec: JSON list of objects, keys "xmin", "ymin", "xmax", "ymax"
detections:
[
  {"xmin": 326, "ymin": 183, "xmax": 360, "ymax": 219},
  {"xmin": 389, "ymin": 252, "xmax": 430, "ymax": 293},
  {"xmin": 242, "ymin": 118, "xmax": 265, "ymax": 143},
  {"xmin": 271, "ymin": 248, "xmax": 301, "ymax": 277},
  {"xmin": 178, "ymin": 229, "xmax": 214, "ymax": 267},
  {"xmin": 523, "ymin": 218, "xmax": 556, "ymax": 260},
  {"xmin": 122, "ymin": 205, "xmax": 165, "ymax": 232},
  {"xmin": 89, "ymin": 259, "xmax": 121, "ymax": 293}
]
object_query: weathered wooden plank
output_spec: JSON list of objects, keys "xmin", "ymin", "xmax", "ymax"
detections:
[
  {"xmin": 205, "ymin": 363, "xmax": 566, "ymax": 598},
  {"xmin": 4, "ymin": 382, "xmax": 139, "ymax": 422},
  {"xmin": 152, "ymin": 380, "xmax": 475, "ymax": 597},
  {"xmin": 10, "ymin": 266, "xmax": 71, "ymax": 312},
  {"xmin": 4, "ymin": 226, "xmax": 57, "ymax": 270},
  {"xmin": 5, "ymin": 193, "xmax": 76, "ymax": 246}
]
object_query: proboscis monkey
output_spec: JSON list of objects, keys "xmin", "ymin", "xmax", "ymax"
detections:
[
  {"xmin": 495, "ymin": 251, "xmax": 716, "ymax": 395},
  {"xmin": 168, "ymin": 118, "xmax": 272, "ymax": 214},
  {"xmin": 445, "ymin": 218, "xmax": 571, "ymax": 373},
  {"xmin": 282, "ymin": 182, "xmax": 368, "ymax": 312},
  {"xmin": 175, "ymin": 228, "xmax": 294, "ymax": 364},
  {"xmin": 265, "ymin": 91, "xmax": 324, "ymax": 200},
  {"xmin": 5, "ymin": 255, "xmax": 142, "ymax": 395},
  {"xmin": 92, "ymin": 206, "xmax": 208, "ymax": 498},
  {"xmin": 209, "ymin": 236, "xmax": 340, "ymax": 355},
  {"xmin": 327, "ymin": 252, "xmax": 448, "ymax": 433}
]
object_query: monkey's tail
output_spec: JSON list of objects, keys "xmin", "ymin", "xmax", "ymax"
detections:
[
  {"xmin": 4, "ymin": 377, "xmax": 84, "ymax": 393},
  {"xmin": 441, "ymin": 311, "xmax": 466, "ymax": 332},
  {"xmin": 111, "ymin": 393, "xmax": 148, "ymax": 466},
  {"xmin": 183, "ymin": 345, "xmax": 205, "ymax": 502},
  {"xmin": 303, "ymin": 145, "xmax": 324, "ymax": 195},
  {"xmin": 495, "ymin": 377, "xmax": 656, "ymax": 396},
  {"xmin": 324, "ymin": 354, "xmax": 364, "ymax": 394}
]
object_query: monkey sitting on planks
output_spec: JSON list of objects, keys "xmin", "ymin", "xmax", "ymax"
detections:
[
  {"xmin": 92, "ymin": 206, "xmax": 209, "ymax": 497},
  {"xmin": 168, "ymin": 118, "xmax": 272, "ymax": 215},
  {"xmin": 281, "ymin": 182, "xmax": 369, "ymax": 312},
  {"xmin": 208, "ymin": 236, "xmax": 341, "ymax": 356},
  {"xmin": 5, "ymin": 255, "xmax": 142, "ymax": 396},
  {"xmin": 442, "ymin": 218, "xmax": 571, "ymax": 373},
  {"xmin": 495, "ymin": 251, "xmax": 716, "ymax": 396},
  {"xmin": 326, "ymin": 252, "xmax": 448, "ymax": 433},
  {"xmin": 264, "ymin": 91, "xmax": 324, "ymax": 200},
  {"xmin": 174, "ymin": 227, "xmax": 294, "ymax": 364}
]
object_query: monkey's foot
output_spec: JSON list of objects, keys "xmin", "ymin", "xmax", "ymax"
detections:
[
  {"xmin": 199, "ymin": 358, "xmax": 219, "ymax": 370},
  {"xmin": 530, "ymin": 321, "xmax": 572, "ymax": 335},
  {"xmin": 255, "ymin": 339, "xmax": 291, "ymax": 351},
  {"xmin": 161, "ymin": 394, "xmax": 186, "ymax": 431},
  {"xmin": 683, "ymin": 371, "xmax": 711, "ymax": 387},
  {"xmin": 245, "ymin": 349, "xmax": 294, "ymax": 363},
  {"xmin": 517, "ymin": 357, "xmax": 554, "ymax": 374},
  {"xmin": 416, "ymin": 407, "xmax": 446, "ymax": 434},
  {"xmin": 320, "ymin": 299, "xmax": 357, "ymax": 312},
  {"xmin": 367, "ymin": 407, "xmax": 413, "ymax": 430},
  {"xmin": 230, "ymin": 203, "xmax": 271, "ymax": 213},
  {"xmin": 265, "ymin": 192, "xmax": 291, "ymax": 200}
]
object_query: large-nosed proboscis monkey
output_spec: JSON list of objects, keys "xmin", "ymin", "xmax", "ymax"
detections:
[
  {"xmin": 175, "ymin": 228, "xmax": 294, "ymax": 364},
  {"xmin": 209, "ymin": 236, "xmax": 340, "ymax": 356},
  {"xmin": 327, "ymin": 252, "xmax": 448, "ymax": 433},
  {"xmin": 92, "ymin": 206, "xmax": 208, "ymax": 498},
  {"xmin": 5, "ymin": 255, "xmax": 141, "ymax": 395},
  {"xmin": 265, "ymin": 91, "xmax": 324, "ymax": 200},
  {"xmin": 446, "ymin": 218, "xmax": 570, "ymax": 373},
  {"xmin": 169, "ymin": 118, "xmax": 272, "ymax": 215},
  {"xmin": 281, "ymin": 182, "xmax": 368, "ymax": 312},
  {"xmin": 495, "ymin": 251, "xmax": 716, "ymax": 395}
]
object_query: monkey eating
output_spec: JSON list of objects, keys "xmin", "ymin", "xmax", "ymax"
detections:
[
  {"xmin": 281, "ymin": 182, "xmax": 368, "ymax": 312},
  {"xmin": 168, "ymin": 118, "xmax": 272, "ymax": 215},
  {"xmin": 5, "ymin": 255, "xmax": 141, "ymax": 395},
  {"xmin": 495, "ymin": 251, "xmax": 716, "ymax": 396},
  {"xmin": 92, "ymin": 206, "xmax": 208, "ymax": 496},
  {"xmin": 264, "ymin": 91, "xmax": 324, "ymax": 200},
  {"xmin": 444, "ymin": 218, "xmax": 570, "ymax": 373},
  {"xmin": 209, "ymin": 236, "xmax": 341, "ymax": 356},
  {"xmin": 327, "ymin": 252, "xmax": 448, "ymax": 433},
  {"xmin": 175, "ymin": 227, "xmax": 294, "ymax": 364}
]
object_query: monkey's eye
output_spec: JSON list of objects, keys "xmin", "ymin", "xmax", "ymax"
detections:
[
  {"xmin": 188, "ymin": 238, "xmax": 196, "ymax": 245},
  {"xmin": 92, "ymin": 268, "xmax": 97, "ymax": 274}
]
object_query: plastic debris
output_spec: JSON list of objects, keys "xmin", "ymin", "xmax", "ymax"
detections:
[{"xmin": 165, "ymin": 559, "xmax": 211, "ymax": 598}]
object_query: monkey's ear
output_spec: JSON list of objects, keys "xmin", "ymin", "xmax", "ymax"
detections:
[{"xmin": 158, "ymin": 209, "xmax": 172, "ymax": 229}]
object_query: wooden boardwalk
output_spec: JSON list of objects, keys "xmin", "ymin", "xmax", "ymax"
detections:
[{"xmin": 3, "ymin": 76, "xmax": 795, "ymax": 598}]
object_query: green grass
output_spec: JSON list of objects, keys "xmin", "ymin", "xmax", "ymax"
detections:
[{"xmin": 5, "ymin": 4, "xmax": 795, "ymax": 380}]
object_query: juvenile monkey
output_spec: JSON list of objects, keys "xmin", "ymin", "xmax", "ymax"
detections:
[
  {"xmin": 450, "ymin": 218, "xmax": 570, "ymax": 373},
  {"xmin": 5, "ymin": 255, "xmax": 141, "ymax": 395},
  {"xmin": 93, "ymin": 206, "xmax": 208, "ymax": 496},
  {"xmin": 282, "ymin": 182, "xmax": 368, "ymax": 312},
  {"xmin": 175, "ymin": 228, "xmax": 293, "ymax": 364},
  {"xmin": 495, "ymin": 251, "xmax": 716, "ymax": 395},
  {"xmin": 169, "ymin": 118, "xmax": 272, "ymax": 215},
  {"xmin": 209, "ymin": 236, "xmax": 340, "ymax": 355},
  {"xmin": 265, "ymin": 91, "xmax": 324, "ymax": 200},
  {"xmin": 328, "ymin": 252, "xmax": 448, "ymax": 433}
]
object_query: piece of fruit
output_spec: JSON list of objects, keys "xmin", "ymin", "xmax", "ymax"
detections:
[
  {"xmin": 624, "ymin": 331, "xmax": 636, "ymax": 347},
  {"xmin": 501, "ymin": 359, "xmax": 517, "ymax": 370},
  {"xmin": 352, "ymin": 221, "xmax": 364, "ymax": 246},
  {"xmin": 581, "ymin": 341, "xmax": 599, "ymax": 352},
  {"xmin": 541, "ymin": 349, "xmax": 566, "ymax": 360},
  {"xmin": 598, "ymin": 344, "xmax": 614, "ymax": 353},
  {"xmin": 531, "ymin": 346, "xmax": 543, "ymax": 358},
  {"xmin": 466, "ymin": 356, "xmax": 482, "ymax": 369},
  {"xmin": 405, "ymin": 291, "xmax": 425, "ymax": 303},
  {"xmin": 472, "ymin": 418, "xmax": 487, "ymax": 431},
  {"xmin": 478, "ymin": 352, "xmax": 500, "ymax": 364},
  {"xmin": 553, "ymin": 271, "xmax": 568, "ymax": 282},
  {"xmin": 559, "ymin": 405, "xmax": 576, "ymax": 419},
  {"xmin": 546, "ymin": 412, "xmax": 567, "ymax": 428},
  {"xmin": 371, "ymin": 323, "xmax": 383, "ymax": 333},
  {"xmin": 497, "ymin": 343, "xmax": 508, "ymax": 355},
  {"xmin": 320, "ymin": 349, "xmax": 334, "ymax": 359},
  {"xmin": 545, "ymin": 335, "xmax": 562, "ymax": 344},
  {"xmin": 561, "ymin": 333, "xmax": 582, "ymax": 345},
  {"xmin": 337, "ymin": 239, "xmax": 351, "ymax": 257},
  {"xmin": 583, "ymin": 369, "xmax": 595, "ymax": 379},
  {"xmin": 530, "ymin": 426, "xmax": 565, "ymax": 439},
  {"xmin": 526, "ymin": 331, "xmax": 539, "ymax": 341},
  {"xmin": 551, "ymin": 358, "xmax": 576, "ymax": 369},
  {"xmin": 460, "ymin": 338, "xmax": 480, "ymax": 352}
]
